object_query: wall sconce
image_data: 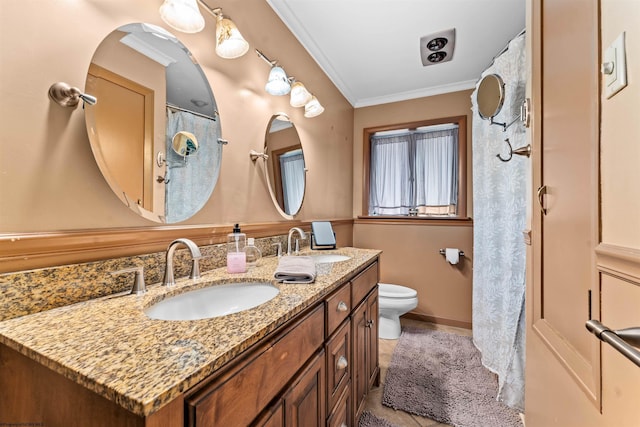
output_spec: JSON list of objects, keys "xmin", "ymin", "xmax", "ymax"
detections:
[
  {"xmin": 48, "ymin": 82, "xmax": 97, "ymax": 108},
  {"xmin": 159, "ymin": 0, "xmax": 249, "ymax": 59}
]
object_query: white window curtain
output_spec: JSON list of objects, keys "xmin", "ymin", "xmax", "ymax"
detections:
[
  {"xmin": 280, "ymin": 149, "xmax": 305, "ymax": 215},
  {"xmin": 369, "ymin": 127, "xmax": 458, "ymax": 216},
  {"xmin": 415, "ymin": 130, "xmax": 458, "ymax": 207},
  {"xmin": 369, "ymin": 135, "xmax": 412, "ymax": 215}
]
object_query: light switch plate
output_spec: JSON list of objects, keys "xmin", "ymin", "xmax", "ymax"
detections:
[{"xmin": 604, "ymin": 32, "xmax": 627, "ymax": 99}]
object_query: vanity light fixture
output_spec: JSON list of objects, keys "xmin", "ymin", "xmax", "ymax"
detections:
[
  {"xmin": 304, "ymin": 96, "xmax": 324, "ymax": 118},
  {"xmin": 212, "ymin": 10, "xmax": 249, "ymax": 59},
  {"xmin": 256, "ymin": 49, "xmax": 291, "ymax": 95},
  {"xmin": 289, "ymin": 81, "xmax": 313, "ymax": 107},
  {"xmin": 48, "ymin": 82, "xmax": 97, "ymax": 108},
  {"xmin": 159, "ymin": 0, "xmax": 249, "ymax": 59},
  {"xmin": 159, "ymin": 0, "xmax": 205, "ymax": 33},
  {"xmin": 255, "ymin": 49, "xmax": 324, "ymax": 117}
]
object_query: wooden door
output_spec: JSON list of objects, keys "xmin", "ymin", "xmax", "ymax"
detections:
[
  {"xmin": 532, "ymin": 0, "xmax": 601, "ymax": 400},
  {"xmin": 526, "ymin": 0, "xmax": 640, "ymax": 426},
  {"xmin": 87, "ymin": 64, "xmax": 155, "ymax": 211}
]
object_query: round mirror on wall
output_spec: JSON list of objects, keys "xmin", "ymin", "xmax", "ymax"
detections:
[
  {"xmin": 477, "ymin": 73, "xmax": 505, "ymax": 120},
  {"xmin": 84, "ymin": 23, "xmax": 223, "ymax": 223},
  {"xmin": 263, "ymin": 114, "xmax": 306, "ymax": 219}
]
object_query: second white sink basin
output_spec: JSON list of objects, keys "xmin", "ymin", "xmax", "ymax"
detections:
[
  {"xmin": 309, "ymin": 254, "xmax": 351, "ymax": 264},
  {"xmin": 145, "ymin": 282, "xmax": 279, "ymax": 321}
]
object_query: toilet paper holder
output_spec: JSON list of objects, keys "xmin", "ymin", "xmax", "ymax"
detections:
[{"xmin": 439, "ymin": 249, "xmax": 465, "ymax": 257}]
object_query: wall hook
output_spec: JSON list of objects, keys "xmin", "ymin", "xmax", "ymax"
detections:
[{"xmin": 497, "ymin": 138, "xmax": 531, "ymax": 162}]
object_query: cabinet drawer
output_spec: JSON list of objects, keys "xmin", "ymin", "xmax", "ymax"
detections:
[
  {"xmin": 186, "ymin": 305, "xmax": 325, "ymax": 427},
  {"xmin": 326, "ymin": 283, "xmax": 351, "ymax": 337},
  {"xmin": 325, "ymin": 319, "xmax": 351, "ymax": 413},
  {"xmin": 351, "ymin": 262, "xmax": 378, "ymax": 307}
]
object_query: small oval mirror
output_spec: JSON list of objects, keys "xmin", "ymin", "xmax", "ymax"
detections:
[
  {"xmin": 477, "ymin": 73, "xmax": 505, "ymax": 120},
  {"xmin": 172, "ymin": 131, "xmax": 199, "ymax": 157},
  {"xmin": 264, "ymin": 114, "xmax": 306, "ymax": 219}
]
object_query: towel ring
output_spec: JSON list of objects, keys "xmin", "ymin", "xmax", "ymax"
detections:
[{"xmin": 497, "ymin": 138, "xmax": 531, "ymax": 162}]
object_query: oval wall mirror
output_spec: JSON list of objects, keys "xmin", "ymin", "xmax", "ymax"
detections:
[
  {"xmin": 84, "ymin": 23, "xmax": 222, "ymax": 223},
  {"xmin": 477, "ymin": 73, "xmax": 505, "ymax": 120},
  {"xmin": 263, "ymin": 114, "xmax": 306, "ymax": 219}
]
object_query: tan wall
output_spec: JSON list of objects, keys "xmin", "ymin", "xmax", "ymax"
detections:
[
  {"xmin": 0, "ymin": 0, "xmax": 354, "ymax": 233},
  {"xmin": 600, "ymin": 1, "xmax": 640, "ymax": 247},
  {"xmin": 352, "ymin": 90, "xmax": 475, "ymax": 327},
  {"xmin": 353, "ymin": 221, "xmax": 473, "ymax": 326}
]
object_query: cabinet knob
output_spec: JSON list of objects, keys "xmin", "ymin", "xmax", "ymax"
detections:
[
  {"xmin": 337, "ymin": 301, "xmax": 348, "ymax": 312},
  {"xmin": 366, "ymin": 319, "xmax": 374, "ymax": 328},
  {"xmin": 336, "ymin": 355, "xmax": 348, "ymax": 370}
]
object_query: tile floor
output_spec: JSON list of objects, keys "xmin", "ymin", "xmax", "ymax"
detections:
[{"xmin": 362, "ymin": 318, "xmax": 473, "ymax": 427}]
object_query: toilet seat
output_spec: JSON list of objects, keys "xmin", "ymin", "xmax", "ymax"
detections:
[{"xmin": 378, "ymin": 283, "xmax": 417, "ymax": 299}]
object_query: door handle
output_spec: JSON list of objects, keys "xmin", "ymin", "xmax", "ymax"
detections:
[
  {"xmin": 537, "ymin": 185, "xmax": 548, "ymax": 215},
  {"xmin": 586, "ymin": 320, "xmax": 640, "ymax": 367}
]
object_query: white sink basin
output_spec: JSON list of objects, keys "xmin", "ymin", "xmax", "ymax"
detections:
[
  {"xmin": 309, "ymin": 254, "xmax": 351, "ymax": 264},
  {"xmin": 145, "ymin": 282, "xmax": 279, "ymax": 321}
]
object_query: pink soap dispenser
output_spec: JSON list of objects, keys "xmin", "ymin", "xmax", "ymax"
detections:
[{"xmin": 226, "ymin": 223, "xmax": 247, "ymax": 273}]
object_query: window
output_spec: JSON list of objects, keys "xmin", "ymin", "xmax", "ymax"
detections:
[{"xmin": 363, "ymin": 116, "xmax": 467, "ymax": 218}]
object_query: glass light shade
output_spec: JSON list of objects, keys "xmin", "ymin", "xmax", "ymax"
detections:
[
  {"xmin": 159, "ymin": 0, "xmax": 205, "ymax": 34},
  {"xmin": 289, "ymin": 81, "xmax": 313, "ymax": 107},
  {"xmin": 265, "ymin": 66, "xmax": 291, "ymax": 96},
  {"xmin": 304, "ymin": 96, "xmax": 325, "ymax": 118},
  {"xmin": 215, "ymin": 16, "xmax": 249, "ymax": 59}
]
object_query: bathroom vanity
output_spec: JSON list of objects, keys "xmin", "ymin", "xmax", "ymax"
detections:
[{"xmin": 0, "ymin": 247, "xmax": 380, "ymax": 427}]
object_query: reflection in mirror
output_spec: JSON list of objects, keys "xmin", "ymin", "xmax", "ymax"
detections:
[
  {"xmin": 84, "ymin": 23, "xmax": 222, "ymax": 223},
  {"xmin": 264, "ymin": 114, "xmax": 306, "ymax": 219},
  {"xmin": 477, "ymin": 73, "xmax": 505, "ymax": 120}
]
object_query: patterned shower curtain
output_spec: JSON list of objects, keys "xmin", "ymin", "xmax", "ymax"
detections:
[
  {"xmin": 471, "ymin": 32, "xmax": 527, "ymax": 411},
  {"xmin": 165, "ymin": 109, "xmax": 222, "ymax": 223}
]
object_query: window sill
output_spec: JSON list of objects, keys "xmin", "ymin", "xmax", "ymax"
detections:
[{"xmin": 355, "ymin": 216, "xmax": 473, "ymax": 226}]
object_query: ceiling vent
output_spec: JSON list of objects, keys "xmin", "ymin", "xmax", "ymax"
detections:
[{"xmin": 420, "ymin": 28, "xmax": 455, "ymax": 66}]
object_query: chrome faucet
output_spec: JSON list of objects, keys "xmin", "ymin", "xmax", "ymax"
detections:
[
  {"xmin": 287, "ymin": 227, "xmax": 307, "ymax": 255},
  {"xmin": 163, "ymin": 238, "xmax": 202, "ymax": 287}
]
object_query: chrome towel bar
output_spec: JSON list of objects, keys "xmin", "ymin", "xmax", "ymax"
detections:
[{"xmin": 586, "ymin": 320, "xmax": 640, "ymax": 367}]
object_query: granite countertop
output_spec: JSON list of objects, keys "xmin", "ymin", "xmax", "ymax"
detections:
[{"xmin": 0, "ymin": 247, "xmax": 380, "ymax": 417}]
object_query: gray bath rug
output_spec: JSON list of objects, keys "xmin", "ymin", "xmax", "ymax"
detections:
[
  {"xmin": 358, "ymin": 410, "xmax": 401, "ymax": 427},
  {"xmin": 382, "ymin": 327, "xmax": 523, "ymax": 427}
]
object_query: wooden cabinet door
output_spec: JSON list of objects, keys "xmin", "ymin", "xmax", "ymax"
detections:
[
  {"xmin": 284, "ymin": 350, "xmax": 326, "ymax": 427},
  {"xmin": 351, "ymin": 298, "xmax": 368, "ymax": 425},
  {"xmin": 366, "ymin": 289, "xmax": 379, "ymax": 390}
]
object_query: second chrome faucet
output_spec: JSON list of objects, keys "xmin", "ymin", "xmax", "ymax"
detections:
[
  {"xmin": 163, "ymin": 238, "xmax": 202, "ymax": 287},
  {"xmin": 287, "ymin": 227, "xmax": 307, "ymax": 256}
]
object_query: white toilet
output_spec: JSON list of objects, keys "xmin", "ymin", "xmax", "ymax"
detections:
[{"xmin": 377, "ymin": 283, "xmax": 418, "ymax": 340}]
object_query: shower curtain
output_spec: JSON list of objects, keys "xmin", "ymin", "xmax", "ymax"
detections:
[
  {"xmin": 471, "ymin": 32, "xmax": 527, "ymax": 411},
  {"xmin": 165, "ymin": 109, "xmax": 222, "ymax": 223}
]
